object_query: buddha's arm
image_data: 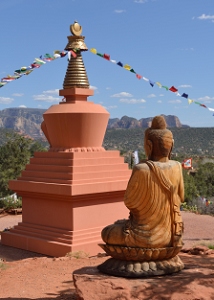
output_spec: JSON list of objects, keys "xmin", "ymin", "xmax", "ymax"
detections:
[
  {"xmin": 124, "ymin": 166, "xmax": 150, "ymax": 211},
  {"xmin": 178, "ymin": 163, "xmax": 184, "ymax": 203}
]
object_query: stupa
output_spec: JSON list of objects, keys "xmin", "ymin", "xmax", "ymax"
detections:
[{"xmin": 1, "ymin": 22, "xmax": 131, "ymax": 257}]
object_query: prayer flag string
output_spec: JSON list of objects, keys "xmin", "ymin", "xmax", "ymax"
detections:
[
  {"xmin": 89, "ymin": 48, "xmax": 214, "ymax": 115},
  {"xmin": 0, "ymin": 50, "xmax": 68, "ymax": 88},
  {"xmin": 1, "ymin": 47, "xmax": 213, "ymax": 116}
]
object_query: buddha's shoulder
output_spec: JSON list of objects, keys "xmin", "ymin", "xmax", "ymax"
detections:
[
  {"xmin": 134, "ymin": 160, "xmax": 181, "ymax": 171},
  {"xmin": 133, "ymin": 162, "xmax": 150, "ymax": 172}
]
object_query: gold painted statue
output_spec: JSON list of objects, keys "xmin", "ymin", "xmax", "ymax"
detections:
[{"xmin": 98, "ymin": 115, "xmax": 185, "ymax": 277}]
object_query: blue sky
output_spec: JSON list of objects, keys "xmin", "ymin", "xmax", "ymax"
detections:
[{"xmin": 0, "ymin": 0, "xmax": 214, "ymax": 127}]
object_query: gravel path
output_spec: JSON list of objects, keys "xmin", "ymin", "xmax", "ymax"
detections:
[
  {"xmin": 181, "ymin": 211, "xmax": 214, "ymax": 248},
  {"xmin": 0, "ymin": 211, "xmax": 214, "ymax": 261}
]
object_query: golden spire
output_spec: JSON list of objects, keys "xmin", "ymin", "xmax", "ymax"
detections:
[{"xmin": 63, "ymin": 21, "xmax": 89, "ymax": 89}]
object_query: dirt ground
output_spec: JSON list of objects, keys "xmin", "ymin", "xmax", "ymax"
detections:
[{"xmin": 0, "ymin": 211, "xmax": 214, "ymax": 300}]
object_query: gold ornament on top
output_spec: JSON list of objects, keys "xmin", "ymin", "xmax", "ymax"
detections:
[{"xmin": 70, "ymin": 21, "xmax": 82, "ymax": 36}]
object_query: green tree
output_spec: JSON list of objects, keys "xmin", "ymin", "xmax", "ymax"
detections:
[
  {"xmin": 183, "ymin": 170, "xmax": 198, "ymax": 203},
  {"xmin": 29, "ymin": 140, "xmax": 47, "ymax": 156},
  {"xmin": 194, "ymin": 162, "xmax": 214, "ymax": 198},
  {"xmin": 0, "ymin": 133, "xmax": 46, "ymax": 197}
]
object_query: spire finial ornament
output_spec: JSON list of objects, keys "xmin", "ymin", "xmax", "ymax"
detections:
[
  {"xmin": 70, "ymin": 21, "xmax": 82, "ymax": 36},
  {"xmin": 63, "ymin": 21, "xmax": 89, "ymax": 89}
]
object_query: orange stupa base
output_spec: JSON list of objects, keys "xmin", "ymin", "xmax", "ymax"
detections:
[{"xmin": 1, "ymin": 88, "xmax": 131, "ymax": 257}]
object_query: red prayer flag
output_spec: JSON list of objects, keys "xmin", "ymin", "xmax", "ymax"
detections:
[
  {"xmin": 70, "ymin": 50, "xmax": 77, "ymax": 58},
  {"xmin": 169, "ymin": 86, "xmax": 178, "ymax": 93},
  {"xmin": 136, "ymin": 74, "xmax": 142, "ymax": 79},
  {"xmin": 31, "ymin": 63, "xmax": 41, "ymax": 68},
  {"xmin": 103, "ymin": 53, "xmax": 110, "ymax": 60},
  {"xmin": 60, "ymin": 51, "xmax": 67, "ymax": 57},
  {"xmin": 182, "ymin": 158, "xmax": 192, "ymax": 169}
]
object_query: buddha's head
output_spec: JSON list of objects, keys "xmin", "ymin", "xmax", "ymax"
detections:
[{"xmin": 144, "ymin": 116, "xmax": 174, "ymax": 161}]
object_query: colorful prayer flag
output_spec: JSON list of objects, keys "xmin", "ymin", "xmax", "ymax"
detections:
[
  {"xmin": 31, "ymin": 63, "xmax": 41, "ymax": 68},
  {"xmin": 181, "ymin": 93, "xmax": 188, "ymax": 99},
  {"xmin": 103, "ymin": 53, "xmax": 110, "ymax": 60},
  {"xmin": 149, "ymin": 80, "xmax": 155, "ymax": 87},
  {"xmin": 90, "ymin": 48, "xmax": 97, "ymax": 54},
  {"xmin": 169, "ymin": 86, "xmax": 178, "ymax": 93},
  {"xmin": 70, "ymin": 50, "xmax": 77, "ymax": 58},
  {"xmin": 188, "ymin": 99, "xmax": 194, "ymax": 104},
  {"xmin": 182, "ymin": 158, "xmax": 192, "ymax": 170},
  {"xmin": 60, "ymin": 51, "xmax": 67, "ymax": 57},
  {"xmin": 35, "ymin": 58, "xmax": 46, "ymax": 65},
  {"xmin": 117, "ymin": 61, "xmax": 123, "ymax": 67},
  {"xmin": 156, "ymin": 82, "xmax": 162, "ymax": 88},
  {"xmin": 1, "ymin": 77, "xmax": 16, "ymax": 82},
  {"xmin": 123, "ymin": 64, "xmax": 131, "ymax": 70}
]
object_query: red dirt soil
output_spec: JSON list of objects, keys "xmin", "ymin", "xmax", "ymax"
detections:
[{"xmin": 0, "ymin": 211, "xmax": 214, "ymax": 300}]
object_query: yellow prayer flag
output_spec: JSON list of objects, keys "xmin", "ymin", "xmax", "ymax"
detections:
[
  {"xmin": 156, "ymin": 82, "xmax": 162, "ymax": 88},
  {"xmin": 123, "ymin": 64, "xmax": 131, "ymax": 70},
  {"xmin": 188, "ymin": 99, "xmax": 194, "ymax": 104},
  {"xmin": 90, "ymin": 48, "xmax": 97, "ymax": 54}
]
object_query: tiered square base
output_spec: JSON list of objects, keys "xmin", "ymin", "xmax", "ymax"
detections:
[{"xmin": 1, "ymin": 150, "xmax": 131, "ymax": 257}]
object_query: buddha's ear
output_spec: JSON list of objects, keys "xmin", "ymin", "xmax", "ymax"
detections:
[
  {"xmin": 145, "ymin": 139, "xmax": 153, "ymax": 159},
  {"xmin": 168, "ymin": 139, "xmax": 174, "ymax": 159}
]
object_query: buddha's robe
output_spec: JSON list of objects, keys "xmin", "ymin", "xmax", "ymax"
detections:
[{"xmin": 101, "ymin": 160, "xmax": 184, "ymax": 249}]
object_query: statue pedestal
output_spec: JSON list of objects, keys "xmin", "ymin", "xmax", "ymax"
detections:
[{"xmin": 1, "ymin": 151, "xmax": 130, "ymax": 256}]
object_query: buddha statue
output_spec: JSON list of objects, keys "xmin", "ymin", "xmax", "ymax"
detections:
[{"xmin": 98, "ymin": 115, "xmax": 185, "ymax": 277}]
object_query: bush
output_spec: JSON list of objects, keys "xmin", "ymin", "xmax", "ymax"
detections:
[{"xmin": 0, "ymin": 195, "xmax": 22, "ymax": 211}]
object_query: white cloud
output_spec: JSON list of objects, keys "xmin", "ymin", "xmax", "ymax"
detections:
[
  {"xmin": 147, "ymin": 94, "xmax": 156, "ymax": 98},
  {"xmin": 119, "ymin": 98, "xmax": 146, "ymax": 104},
  {"xmin": 42, "ymin": 89, "xmax": 59, "ymax": 95},
  {"xmin": 0, "ymin": 97, "xmax": 14, "ymax": 104},
  {"xmin": 33, "ymin": 94, "xmax": 61, "ymax": 103},
  {"xmin": 33, "ymin": 89, "xmax": 61, "ymax": 102},
  {"xmin": 198, "ymin": 96, "xmax": 214, "ymax": 102},
  {"xmin": 159, "ymin": 94, "xmax": 164, "ymax": 97},
  {"xmin": 106, "ymin": 105, "xmax": 117, "ymax": 110},
  {"xmin": 89, "ymin": 85, "xmax": 98, "ymax": 90},
  {"xmin": 198, "ymin": 14, "xmax": 214, "ymax": 20},
  {"xmin": 134, "ymin": 0, "xmax": 147, "ymax": 3},
  {"xmin": 12, "ymin": 93, "xmax": 24, "ymax": 97},
  {"xmin": 157, "ymin": 100, "xmax": 162, "ymax": 103},
  {"xmin": 168, "ymin": 99, "xmax": 182, "ymax": 104},
  {"xmin": 111, "ymin": 92, "xmax": 133, "ymax": 98},
  {"xmin": 19, "ymin": 105, "xmax": 27, "ymax": 108},
  {"xmin": 114, "ymin": 9, "xmax": 126, "ymax": 13},
  {"xmin": 178, "ymin": 85, "xmax": 192, "ymax": 88}
]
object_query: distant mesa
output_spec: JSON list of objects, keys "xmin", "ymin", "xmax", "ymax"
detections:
[
  {"xmin": 0, "ymin": 108, "xmax": 188, "ymax": 140},
  {"xmin": 107, "ymin": 115, "xmax": 189, "ymax": 129}
]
